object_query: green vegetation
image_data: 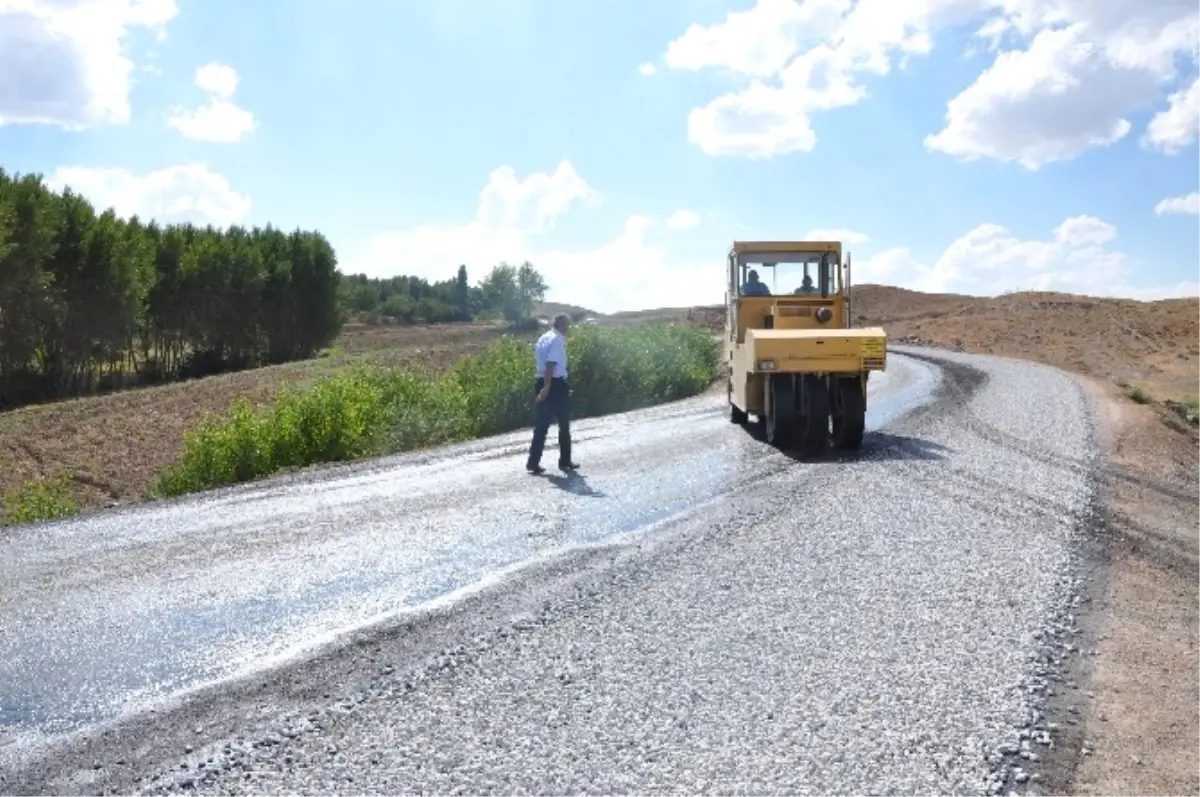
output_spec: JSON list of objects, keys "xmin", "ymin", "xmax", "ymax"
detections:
[
  {"xmin": 338, "ymin": 261, "xmax": 548, "ymax": 326},
  {"xmin": 0, "ymin": 168, "xmax": 342, "ymax": 410},
  {"xmin": 156, "ymin": 322, "xmax": 718, "ymax": 496},
  {"xmin": 1182, "ymin": 393, "xmax": 1199, "ymax": 412},
  {"xmin": 0, "ymin": 167, "xmax": 552, "ymax": 412},
  {"xmin": 1126, "ymin": 386, "xmax": 1152, "ymax": 404},
  {"xmin": 1, "ymin": 473, "xmax": 79, "ymax": 526}
]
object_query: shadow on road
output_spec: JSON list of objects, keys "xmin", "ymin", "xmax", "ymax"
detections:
[
  {"xmin": 740, "ymin": 425, "xmax": 951, "ymax": 464},
  {"xmin": 827, "ymin": 432, "xmax": 951, "ymax": 463},
  {"xmin": 545, "ymin": 471, "xmax": 606, "ymax": 497}
]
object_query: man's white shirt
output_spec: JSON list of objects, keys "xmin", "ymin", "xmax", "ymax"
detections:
[{"xmin": 534, "ymin": 328, "xmax": 568, "ymax": 379}]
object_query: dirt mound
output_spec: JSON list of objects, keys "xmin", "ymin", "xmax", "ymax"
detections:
[{"xmin": 848, "ymin": 285, "xmax": 1199, "ymax": 397}]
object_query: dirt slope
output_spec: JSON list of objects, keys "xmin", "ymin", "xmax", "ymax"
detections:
[{"xmin": 850, "ymin": 284, "xmax": 1198, "ymax": 398}]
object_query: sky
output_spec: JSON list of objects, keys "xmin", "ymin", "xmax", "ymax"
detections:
[{"xmin": 1, "ymin": 0, "xmax": 1197, "ymax": 314}]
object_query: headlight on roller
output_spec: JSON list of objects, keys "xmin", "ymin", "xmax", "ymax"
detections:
[{"xmin": 815, "ymin": 306, "xmax": 833, "ymax": 323}]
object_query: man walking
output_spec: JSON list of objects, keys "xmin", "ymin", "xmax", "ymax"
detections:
[{"xmin": 527, "ymin": 313, "xmax": 578, "ymax": 475}]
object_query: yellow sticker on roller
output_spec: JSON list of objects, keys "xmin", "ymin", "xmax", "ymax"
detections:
[{"xmin": 862, "ymin": 337, "xmax": 885, "ymax": 355}]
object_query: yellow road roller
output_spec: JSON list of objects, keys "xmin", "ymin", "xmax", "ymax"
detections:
[{"xmin": 725, "ymin": 240, "xmax": 887, "ymax": 453}]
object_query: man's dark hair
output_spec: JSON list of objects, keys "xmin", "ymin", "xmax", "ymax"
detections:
[{"xmin": 553, "ymin": 313, "xmax": 570, "ymax": 330}]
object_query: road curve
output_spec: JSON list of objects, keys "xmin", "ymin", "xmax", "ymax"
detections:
[{"xmin": 0, "ymin": 347, "xmax": 1100, "ymax": 796}]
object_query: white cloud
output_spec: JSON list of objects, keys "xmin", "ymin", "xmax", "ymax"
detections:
[
  {"xmin": 684, "ymin": 38, "xmax": 866, "ymax": 156},
  {"xmin": 349, "ymin": 162, "xmax": 716, "ymax": 313},
  {"xmin": 659, "ymin": 0, "xmax": 1200, "ymax": 165},
  {"xmin": 1142, "ymin": 76, "xmax": 1200, "ymax": 154},
  {"xmin": 0, "ymin": 0, "xmax": 178, "ymax": 129},
  {"xmin": 664, "ymin": 0, "xmax": 848, "ymax": 78},
  {"xmin": 1052, "ymin": 214, "xmax": 1116, "ymax": 246},
  {"xmin": 637, "ymin": 62, "xmax": 657, "ymax": 76},
  {"xmin": 925, "ymin": 25, "xmax": 1144, "ymax": 169},
  {"xmin": 1155, "ymin": 192, "xmax": 1200, "ymax": 215},
  {"xmin": 665, "ymin": 209, "xmax": 700, "ymax": 230},
  {"xmin": 926, "ymin": 1, "xmax": 1199, "ymax": 168},
  {"xmin": 44, "ymin": 163, "xmax": 252, "ymax": 227},
  {"xmin": 804, "ymin": 228, "xmax": 869, "ymax": 244},
  {"xmin": 167, "ymin": 61, "xmax": 255, "ymax": 142},
  {"xmin": 855, "ymin": 214, "xmax": 1198, "ymax": 300}
]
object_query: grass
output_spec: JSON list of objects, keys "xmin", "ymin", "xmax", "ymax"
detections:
[
  {"xmin": 153, "ymin": 322, "xmax": 718, "ymax": 498},
  {"xmin": 1, "ymin": 473, "xmax": 79, "ymax": 526}
]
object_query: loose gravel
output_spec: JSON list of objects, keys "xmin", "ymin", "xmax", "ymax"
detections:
[{"xmin": 3, "ymin": 348, "xmax": 1100, "ymax": 795}]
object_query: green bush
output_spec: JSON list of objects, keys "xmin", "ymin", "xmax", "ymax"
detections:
[
  {"xmin": 155, "ymin": 322, "xmax": 717, "ymax": 497},
  {"xmin": 568, "ymin": 323, "xmax": 717, "ymax": 417},
  {"xmin": 452, "ymin": 337, "xmax": 533, "ymax": 437},
  {"xmin": 2, "ymin": 473, "xmax": 80, "ymax": 526},
  {"xmin": 1126, "ymin": 386, "xmax": 1152, "ymax": 405}
]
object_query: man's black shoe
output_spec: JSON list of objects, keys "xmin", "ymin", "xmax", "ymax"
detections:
[
  {"xmin": 527, "ymin": 463, "xmax": 545, "ymax": 475},
  {"xmin": 558, "ymin": 461, "xmax": 579, "ymax": 471}
]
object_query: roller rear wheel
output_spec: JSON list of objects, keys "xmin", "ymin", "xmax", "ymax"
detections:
[
  {"xmin": 799, "ymin": 375, "xmax": 830, "ymax": 455},
  {"xmin": 766, "ymin": 375, "xmax": 796, "ymax": 447},
  {"xmin": 833, "ymin": 377, "xmax": 866, "ymax": 450}
]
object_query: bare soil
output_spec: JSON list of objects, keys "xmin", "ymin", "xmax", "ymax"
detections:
[
  {"xmin": 848, "ymin": 284, "xmax": 1199, "ymax": 400},
  {"xmin": 1066, "ymin": 379, "xmax": 1199, "ymax": 796}
]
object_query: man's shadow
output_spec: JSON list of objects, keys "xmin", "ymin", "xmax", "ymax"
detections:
[{"xmin": 545, "ymin": 470, "xmax": 606, "ymax": 498}]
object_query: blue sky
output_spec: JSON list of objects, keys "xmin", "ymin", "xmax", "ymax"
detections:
[{"xmin": 1, "ymin": 0, "xmax": 1197, "ymax": 312}]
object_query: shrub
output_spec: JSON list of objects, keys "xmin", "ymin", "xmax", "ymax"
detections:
[
  {"xmin": 2, "ymin": 473, "xmax": 80, "ymax": 526},
  {"xmin": 154, "ymin": 322, "xmax": 717, "ymax": 497},
  {"xmin": 569, "ymin": 323, "xmax": 718, "ymax": 417},
  {"xmin": 1126, "ymin": 386, "xmax": 1152, "ymax": 405},
  {"xmin": 452, "ymin": 337, "xmax": 533, "ymax": 437},
  {"xmin": 363, "ymin": 368, "xmax": 474, "ymax": 452}
]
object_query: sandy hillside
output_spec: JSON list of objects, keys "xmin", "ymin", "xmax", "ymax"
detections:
[{"xmin": 849, "ymin": 284, "xmax": 1199, "ymax": 399}]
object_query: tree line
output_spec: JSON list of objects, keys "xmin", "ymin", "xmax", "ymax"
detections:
[
  {"xmin": 339, "ymin": 261, "xmax": 548, "ymax": 327},
  {"xmin": 0, "ymin": 167, "xmax": 553, "ymax": 411},
  {"xmin": 0, "ymin": 168, "xmax": 342, "ymax": 410}
]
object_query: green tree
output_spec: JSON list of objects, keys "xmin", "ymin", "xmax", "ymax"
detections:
[
  {"xmin": 0, "ymin": 168, "xmax": 346, "ymax": 410},
  {"xmin": 454, "ymin": 264, "xmax": 470, "ymax": 320},
  {"xmin": 480, "ymin": 261, "xmax": 547, "ymax": 325},
  {"xmin": 516, "ymin": 261, "xmax": 548, "ymax": 314}
]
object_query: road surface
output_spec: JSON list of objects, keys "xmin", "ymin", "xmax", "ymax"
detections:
[{"xmin": 0, "ymin": 347, "xmax": 1100, "ymax": 795}]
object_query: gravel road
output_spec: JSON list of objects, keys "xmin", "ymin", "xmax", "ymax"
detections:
[{"xmin": 0, "ymin": 347, "xmax": 1101, "ymax": 796}]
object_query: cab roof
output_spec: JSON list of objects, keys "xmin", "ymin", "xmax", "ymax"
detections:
[{"xmin": 731, "ymin": 240, "xmax": 842, "ymax": 254}]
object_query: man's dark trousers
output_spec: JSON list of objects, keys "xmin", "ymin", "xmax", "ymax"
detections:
[{"xmin": 527, "ymin": 376, "xmax": 571, "ymax": 468}]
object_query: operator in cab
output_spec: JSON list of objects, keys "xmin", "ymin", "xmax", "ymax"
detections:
[
  {"xmin": 794, "ymin": 274, "xmax": 816, "ymax": 294},
  {"xmin": 741, "ymin": 269, "xmax": 770, "ymax": 296}
]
